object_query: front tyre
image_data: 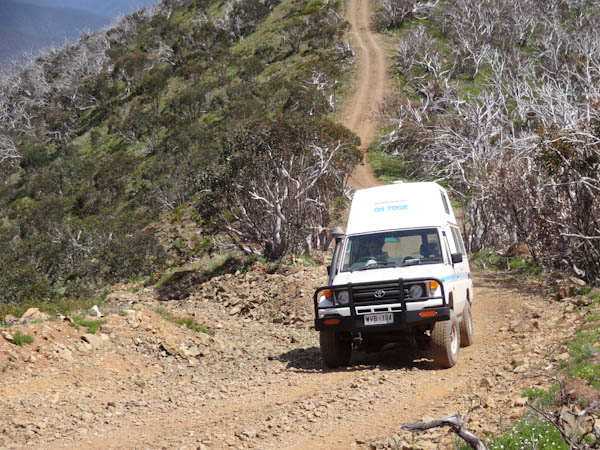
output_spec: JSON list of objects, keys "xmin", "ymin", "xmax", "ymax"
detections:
[
  {"xmin": 431, "ymin": 311, "xmax": 459, "ymax": 368},
  {"xmin": 320, "ymin": 330, "xmax": 351, "ymax": 368},
  {"xmin": 459, "ymin": 301, "xmax": 474, "ymax": 347}
]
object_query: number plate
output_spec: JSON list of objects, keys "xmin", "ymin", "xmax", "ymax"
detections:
[{"xmin": 364, "ymin": 312, "xmax": 394, "ymax": 326}]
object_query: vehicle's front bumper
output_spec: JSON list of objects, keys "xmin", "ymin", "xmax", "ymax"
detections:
[
  {"xmin": 313, "ymin": 277, "xmax": 448, "ymax": 332},
  {"xmin": 314, "ymin": 307, "xmax": 450, "ymax": 331}
]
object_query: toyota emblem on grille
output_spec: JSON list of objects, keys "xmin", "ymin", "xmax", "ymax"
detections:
[{"xmin": 373, "ymin": 290, "xmax": 386, "ymax": 298}]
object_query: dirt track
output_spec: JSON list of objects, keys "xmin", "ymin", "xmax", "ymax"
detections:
[
  {"xmin": 344, "ymin": 0, "xmax": 387, "ymax": 189},
  {"xmin": 0, "ymin": 1, "xmax": 573, "ymax": 449}
]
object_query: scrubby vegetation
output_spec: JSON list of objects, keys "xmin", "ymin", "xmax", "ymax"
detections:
[
  {"xmin": 0, "ymin": 0, "xmax": 359, "ymax": 309},
  {"xmin": 375, "ymin": 0, "xmax": 600, "ymax": 284}
]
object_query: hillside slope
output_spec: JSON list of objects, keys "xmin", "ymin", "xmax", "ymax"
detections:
[{"xmin": 0, "ymin": 0, "xmax": 360, "ymax": 308}]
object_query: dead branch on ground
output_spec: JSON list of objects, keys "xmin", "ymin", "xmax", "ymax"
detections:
[{"xmin": 403, "ymin": 413, "xmax": 488, "ymax": 450}]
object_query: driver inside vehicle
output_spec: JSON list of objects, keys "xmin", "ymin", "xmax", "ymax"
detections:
[
  {"xmin": 357, "ymin": 237, "xmax": 388, "ymax": 265},
  {"xmin": 419, "ymin": 242, "xmax": 441, "ymax": 260}
]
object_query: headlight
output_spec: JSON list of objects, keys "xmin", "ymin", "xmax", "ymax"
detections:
[
  {"xmin": 408, "ymin": 284, "xmax": 424, "ymax": 298},
  {"xmin": 336, "ymin": 290, "xmax": 350, "ymax": 305}
]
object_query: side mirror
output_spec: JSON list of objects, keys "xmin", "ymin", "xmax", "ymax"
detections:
[
  {"xmin": 451, "ymin": 253, "xmax": 463, "ymax": 264},
  {"xmin": 331, "ymin": 226, "xmax": 345, "ymax": 242}
]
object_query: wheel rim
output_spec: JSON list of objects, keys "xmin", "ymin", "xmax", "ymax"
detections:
[{"xmin": 450, "ymin": 322, "xmax": 458, "ymax": 355}]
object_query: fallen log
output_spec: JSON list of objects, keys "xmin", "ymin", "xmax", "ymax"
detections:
[{"xmin": 402, "ymin": 413, "xmax": 488, "ymax": 450}]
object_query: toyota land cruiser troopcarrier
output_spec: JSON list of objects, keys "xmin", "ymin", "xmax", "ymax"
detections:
[{"xmin": 314, "ymin": 182, "xmax": 474, "ymax": 368}]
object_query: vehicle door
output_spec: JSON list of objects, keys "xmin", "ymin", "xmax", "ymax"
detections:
[{"xmin": 446, "ymin": 226, "xmax": 471, "ymax": 308}]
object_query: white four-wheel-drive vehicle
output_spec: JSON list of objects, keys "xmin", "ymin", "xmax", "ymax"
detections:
[{"xmin": 313, "ymin": 182, "xmax": 474, "ymax": 368}]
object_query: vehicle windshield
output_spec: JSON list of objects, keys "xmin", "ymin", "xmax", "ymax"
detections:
[{"xmin": 341, "ymin": 228, "xmax": 443, "ymax": 272}]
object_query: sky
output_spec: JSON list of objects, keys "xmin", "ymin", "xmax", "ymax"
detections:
[{"xmin": 0, "ymin": 0, "xmax": 158, "ymax": 63}]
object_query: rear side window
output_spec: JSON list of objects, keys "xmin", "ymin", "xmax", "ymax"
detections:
[
  {"xmin": 440, "ymin": 191, "xmax": 450, "ymax": 215},
  {"xmin": 450, "ymin": 226, "xmax": 467, "ymax": 255}
]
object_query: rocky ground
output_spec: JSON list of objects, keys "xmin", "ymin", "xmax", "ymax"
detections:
[{"xmin": 0, "ymin": 258, "xmax": 590, "ymax": 450}]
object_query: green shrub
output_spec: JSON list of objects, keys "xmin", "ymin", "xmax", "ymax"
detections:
[
  {"xmin": 367, "ymin": 150, "xmax": 414, "ymax": 182},
  {"xmin": 12, "ymin": 331, "xmax": 34, "ymax": 346},
  {"xmin": 302, "ymin": 0, "xmax": 323, "ymax": 15},
  {"xmin": 577, "ymin": 285, "xmax": 593, "ymax": 296},
  {"xmin": 71, "ymin": 315, "xmax": 107, "ymax": 334}
]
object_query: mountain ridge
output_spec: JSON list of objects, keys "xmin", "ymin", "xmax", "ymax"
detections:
[{"xmin": 10, "ymin": 0, "xmax": 158, "ymax": 19}]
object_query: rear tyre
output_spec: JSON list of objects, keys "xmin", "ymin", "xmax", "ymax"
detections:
[
  {"xmin": 320, "ymin": 330, "xmax": 351, "ymax": 368},
  {"xmin": 459, "ymin": 301, "xmax": 474, "ymax": 347},
  {"xmin": 431, "ymin": 311, "xmax": 459, "ymax": 368}
]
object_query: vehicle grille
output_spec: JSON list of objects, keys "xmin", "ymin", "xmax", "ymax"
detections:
[{"xmin": 348, "ymin": 281, "xmax": 425, "ymax": 304}]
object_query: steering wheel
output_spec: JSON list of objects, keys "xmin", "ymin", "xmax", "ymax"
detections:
[
  {"xmin": 353, "ymin": 256, "xmax": 377, "ymax": 267},
  {"xmin": 357, "ymin": 256, "xmax": 375, "ymax": 263}
]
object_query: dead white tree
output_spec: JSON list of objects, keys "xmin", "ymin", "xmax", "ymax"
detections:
[
  {"xmin": 375, "ymin": 0, "xmax": 416, "ymax": 30},
  {"xmin": 0, "ymin": 135, "xmax": 20, "ymax": 165},
  {"xmin": 381, "ymin": 0, "xmax": 600, "ymax": 279},
  {"xmin": 396, "ymin": 25, "xmax": 430, "ymax": 74},
  {"xmin": 223, "ymin": 141, "xmax": 352, "ymax": 257},
  {"xmin": 200, "ymin": 118, "xmax": 359, "ymax": 260}
]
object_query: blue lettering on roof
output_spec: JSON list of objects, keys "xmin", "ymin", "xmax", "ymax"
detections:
[
  {"xmin": 374, "ymin": 204, "xmax": 408, "ymax": 213},
  {"xmin": 387, "ymin": 204, "xmax": 408, "ymax": 212}
]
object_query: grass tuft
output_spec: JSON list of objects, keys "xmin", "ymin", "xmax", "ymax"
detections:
[
  {"xmin": 472, "ymin": 249, "xmax": 543, "ymax": 278},
  {"xmin": 154, "ymin": 308, "xmax": 211, "ymax": 335},
  {"xmin": 566, "ymin": 325, "xmax": 600, "ymax": 389},
  {"xmin": 523, "ymin": 384, "xmax": 561, "ymax": 410},
  {"xmin": 70, "ymin": 315, "xmax": 107, "ymax": 334},
  {"xmin": 12, "ymin": 331, "xmax": 34, "ymax": 346},
  {"xmin": 489, "ymin": 418, "xmax": 568, "ymax": 450}
]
